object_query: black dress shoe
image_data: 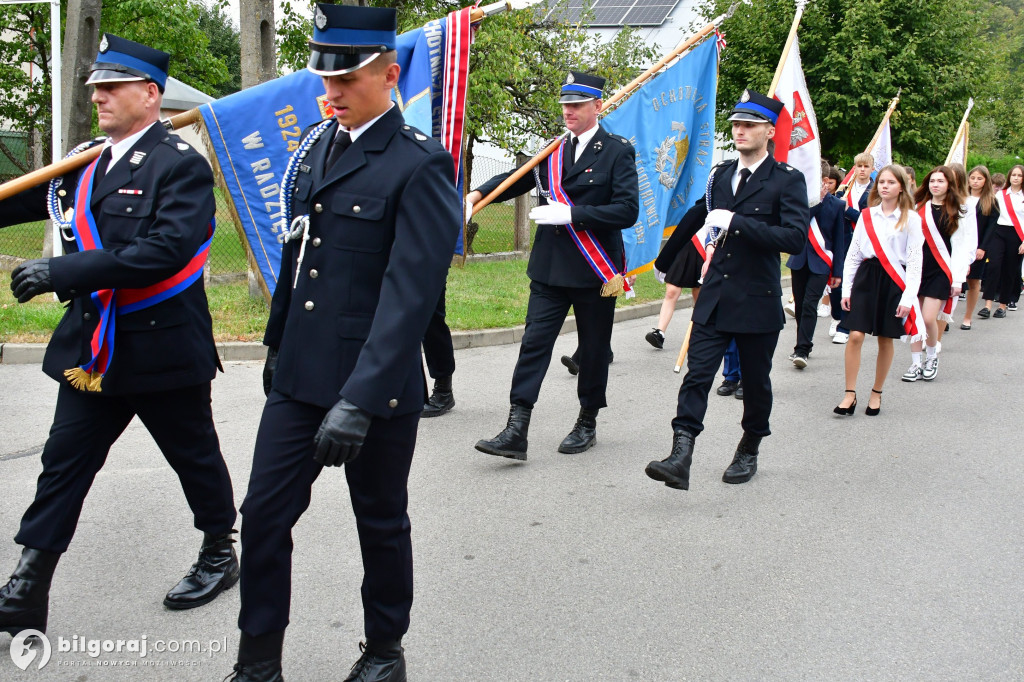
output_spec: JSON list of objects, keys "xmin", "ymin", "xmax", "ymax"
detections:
[
  {"xmin": 344, "ymin": 641, "xmax": 406, "ymax": 682},
  {"xmin": 994, "ymin": 307, "xmax": 1007, "ymax": 318},
  {"xmin": 716, "ymin": 380, "xmax": 739, "ymax": 396},
  {"xmin": 558, "ymin": 408, "xmax": 598, "ymax": 454},
  {"xmin": 734, "ymin": 381, "xmax": 744, "ymax": 400},
  {"xmin": 421, "ymin": 376, "xmax": 454, "ymax": 418},
  {"xmin": 645, "ymin": 428, "xmax": 695, "ymax": 490},
  {"xmin": 475, "ymin": 405, "xmax": 531, "ymax": 460},
  {"xmin": 229, "ymin": 631, "xmax": 284, "ymax": 682},
  {"xmin": 977, "ymin": 307, "xmax": 991, "ymax": 319},
  {"xmin": 0, "ymin": 547, "xmax": 60, "ymax": 636},
  {"xmin": 722, "ymin": 432, "xmax": 760, "ymax": 484},
  {"xmin": 560, "ymin": 355, "xmax": 579, "ymax": 375},
  {"xmin": 164, "ymin": 531, "xmax": 239, "ymax": 609},
  {"xmin": 645, "ymin": 328, "xmax": 665, "ymax": 349}
]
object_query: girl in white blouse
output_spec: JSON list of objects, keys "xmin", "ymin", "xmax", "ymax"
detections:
[
  {"xmin": 835, "ymin": 165, "xmax": 924, "ymax": 416},
  {"xmin": 978, "ymin": 164, "xmax": 1024, "ymax": 318}
]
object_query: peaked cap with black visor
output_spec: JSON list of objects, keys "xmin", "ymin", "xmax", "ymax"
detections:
[
  {"xmin": 558, "ymin": 71, "xmax": 605, "ymax": 104},
  {"xmin": 86, "ymin": 34, "xmax": 169, "ymax": 93},
  {"xmin": 727, "ymin": 89, "xmax": 783, "ymax": 125},
  {"xmin": 308, "ymin": 3, "xmax": 397, "ymax": 76}
]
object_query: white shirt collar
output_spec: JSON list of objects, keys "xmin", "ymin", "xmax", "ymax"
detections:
[
  {"xmin": 739, "ymin": 152, "xmax": 769, "ymax": 177},
  {"xmin": 872, "ymin": 203, "xmax": 901, "ymax": 221},
  {"xmin": 105, "ymin": 122, "xmax": 158, "ymax": 170},
  {"xmin": 567, "ymin": 123, "xmax": 600, "ymax": 161},
  {"xmin": 338, "ymin": 102, "xmax": 394, "ymax": 144}
]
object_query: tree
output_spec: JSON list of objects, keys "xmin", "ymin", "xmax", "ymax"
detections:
[
  {"xmin": 695, "ymin": 0, "xmax": 989, "ymax": 168},
  {"xmin": 199, "ymin": 0, "xmax": 243, "ymax": 98},
  {"xmin": 0, "ymin": 2, "xmax": 56, "ymax": 171}
]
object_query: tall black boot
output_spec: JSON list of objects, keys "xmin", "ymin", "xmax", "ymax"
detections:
[
  {"xmin": 645, "ymin": 428, "xmax": 695, "ymax": 490},
  {"xmin": 421, "ymin": 376, "xmax": 454, "ymax": 418},
  {"xmin": 474, "ymin": 405, "xmax": 531, "ymax": 461},
  {"xmin": 344, "ymin": 639, "xmax": 406, "ymax": 682},
  {"xmin": 557, "ymin": 408, "xmax": 598, "ymax": 454},
  {"xmin": 163, "ymin": 530, "xmax": 239, "ymax": 610},
  {"xmin": 722, "ymin": 432, "xmax": 761, "ymax": 484},
  {"xmin": 0, "ymin": 547, "xmax": 60, "ymax": 635},
  {"xmin": 227, "ymin": 631, "xmax": 284, "ymax": 682}
]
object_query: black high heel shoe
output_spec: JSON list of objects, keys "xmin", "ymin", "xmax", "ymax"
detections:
[
  {"xmin": 865, "ymin": 389, "xmax": 882, "ymax": 416},
  {"xmin": 833, "ymin": 390, "xmax": 857, "ymax": 416}
]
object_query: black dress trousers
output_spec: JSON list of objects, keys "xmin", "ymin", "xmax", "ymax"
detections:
[
  {"xmin": 422, "ymin": 280, "xmax": 455, "ymax": 379},
  {"xmin": 16, "ymin": 382, "xmax": 236, "ymax": 553},
  {"xmin": 238, "ymin": 391, "xmax": 419, "ymax": 641},
  {"xmin": 790, "ymin": 265, "xmax": 829, "ymax": 356},
  {"xmin": 509, "ymin": 280, "xmax": 616, "ymax": 411}
]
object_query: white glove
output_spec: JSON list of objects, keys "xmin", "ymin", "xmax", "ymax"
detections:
[
  {"xmin": 529, "ymin": 202, "xmax": 573, "ymax": 225},
  {"xmin": 653, "ymin": 267, "xmax": 666, "ymax": 284},
  {"xmin": 464, "ymin": 196, "xmax": 475, "ymax": 226},
  {"xmin": 704, "ymin": 209, "xmax": 735, "ymax": 231}
]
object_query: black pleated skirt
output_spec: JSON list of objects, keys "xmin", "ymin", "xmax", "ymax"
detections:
[
  {"xmin": 664, "ymin": 238, "xmax": 704, "ymax": 289},
  {"xmin": 846, "ymin": 258, "xmax": 908, "ymax": 339},
  {"xmin": 919, "ymin": 247, "xmax": 953, "ymax": 299}
]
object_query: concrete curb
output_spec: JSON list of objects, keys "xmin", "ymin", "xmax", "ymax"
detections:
[{"xmin": 1, "ymin": 277, "xmax": 793, "ymax": 364}]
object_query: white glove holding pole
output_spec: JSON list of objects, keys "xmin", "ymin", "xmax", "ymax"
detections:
[
  {"xmin": 464, "ymin": 195, "xmax": 475, "ymax": 226},
  {"xmin": 529, "ymin": 201, "xmax": 573, "ymax": 225},
  {"xmin": 704, "ymin": 209, "xmax": 735, "ymax": 232}
]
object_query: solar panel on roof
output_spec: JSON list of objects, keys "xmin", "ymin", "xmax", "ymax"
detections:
[
  {"xmin": 590, "ymin": 2, "xmax": 632, "ymax": 27},
  {"xmin": 622, "ymin": 2, "xmax": 679, "ymax": 26},
  {"xmin": 544, "ymin": 0, "xmax": 679, "ymax": 27}
]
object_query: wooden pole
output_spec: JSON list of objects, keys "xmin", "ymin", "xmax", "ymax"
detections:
[
  {"xmin": 471, "ymin": 2, "xmax": 742, "ymax": 217},
  {"xmin": 767, "ymin": 0, "xmax": 808, "ymax": 98},
  {"xmin": 673, "ymin": 320, "xmax": 694, "ymax": 373},
  {"xmin": 837, "ymin": 89, "xmax": 901, "ymax": 190},
  {"xmin": 943, "ymin": 98, "xmax": 974, "ymax": 166}
]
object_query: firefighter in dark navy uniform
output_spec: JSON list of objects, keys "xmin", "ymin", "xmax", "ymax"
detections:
[
  {"xmin": 0, "ymin": 35, "xmax": 238, "ymax": 636},
  {"xmin": 229, "ymin": 5, "xmax": 460, "ymax": 681},
  {"xmin": 467, "ymin": 71, "xmax": 639, "ymax": 461},
  {"xmin": 645, "ymin": 89, "xmax": 809, "ymax": 491}
]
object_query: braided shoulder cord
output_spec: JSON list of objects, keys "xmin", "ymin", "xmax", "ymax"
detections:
[
  {"xmin": 47, "ymin": 138, "xmax": 107, "ymax": 228},
  {"xmin": 280, "ymin": 119, "xmax": 334, "ymax": 242}
]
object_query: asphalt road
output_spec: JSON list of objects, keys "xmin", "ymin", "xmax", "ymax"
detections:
[{"xmin": 1, "ymin": 303, "xmax": 1022, "ymax": 681}]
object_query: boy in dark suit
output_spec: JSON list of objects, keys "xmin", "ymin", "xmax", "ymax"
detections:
[{"xmin": 645, "ymin": 89, "xmax": 808, "ymax": 491}]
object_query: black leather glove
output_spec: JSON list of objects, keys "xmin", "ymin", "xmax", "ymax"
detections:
[
  {"xmin": 263, "ymin": 347, "xmax": 278, "ymax": 396},
  {"xmin": 10, "ymin": 258, "xmax": 53, "ymax": 303},
  {"xmin": 313, "ymin": 398, "xmax": 372, "ymax": 467}
]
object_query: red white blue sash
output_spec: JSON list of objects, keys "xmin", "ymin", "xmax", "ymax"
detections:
[
  {"xmin": 808, "ymin": 217, "xmax": 833, "ymax": 270},
  {"xmin": 64, "ymin": 156, "xmax": 214, "ymax": 392},
  {"xmin": 861, "ymin": 209, "xmax": 925, "ymax": 342},
  {"xmin": 690, "ymin": 225, "xmax": 710, "ymax": 259},
  {"xmin": 918, "ymin": 204, "xmax": 956, "ymax": 321},
  {"xmin": 440, "ymin": 6, "xmax": 473, "ymax": 181},
  {"xmin": 1001, "ymin": 189, "xmax": 1024, "ymax": 241},
  {"xmin": 547, "ymin": 137, "xmax": 629, "ymax": 296}
]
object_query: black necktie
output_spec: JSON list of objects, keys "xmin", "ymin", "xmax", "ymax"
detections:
[
  {"xmin": 324, "ymin": 131, "xmax": 352, "ymax": 173},
  {"xmin": 735, "ymin": 167, "xmax": 751, "ymax": 196},
  {"xmin": 564, "ymin": 136, "xmax": 578, "ymax": 174},
  {"xmin": 93, "ymin": 147, "xmax": 113, "ymax": 187}
]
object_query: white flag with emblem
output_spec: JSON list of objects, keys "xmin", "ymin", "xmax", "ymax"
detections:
[
  {"xmin": 772, "ymin": 35, "xmax": 821, "ymax": 206},
  {"xmin": 873, "ymin": 118, "xmax": 892, "ymax": 171}
]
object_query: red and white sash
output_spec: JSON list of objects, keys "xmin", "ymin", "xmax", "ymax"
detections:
[
  {"xmin": 1001, "ymin": 189, "xmax": 1024, "ymax": 241},
  {"xmin": 808, "ymin": 217, "xmax": 833, "ymax": 270},
  {"xmin": 919, "ymin": 204, "xmax": 956, "ymax": 322},
  {"xmin": 440, "ymin": 7, "xmax": 474, "ymax": 181},
  {"xmin": 547, "ymin": 137, "xmax": 630, "ymax": 296},
  {"xmin": 861, "ymin": 209, "xmax": 925, "ymax": 343},
  {"xmin": 690, "ymin": 225, "xmax": 711, "ymax": 259}
]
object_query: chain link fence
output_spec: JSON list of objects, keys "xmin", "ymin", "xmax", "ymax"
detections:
[{"xmin": 465, "ymin": 152, "xmax": 538, "ymax": 256}]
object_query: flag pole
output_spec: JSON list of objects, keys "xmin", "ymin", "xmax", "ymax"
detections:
[
  {"xmin": 837, "ymin": 88, "xmax": 901, "ymax": 190},
  {"xmin": 767, "ymin": 0, "xmax": 808, "ymax": 98},
  {"xmin": 0, "ymin": 2, "xmax": 513, "ymax": 203},
  {"xmin": 471, "ymin": 0, "xmax": 744, "ymax": 217},
  {"xmin": 943, "ymin": 97, "xmax": 974, "ymax": 166}
]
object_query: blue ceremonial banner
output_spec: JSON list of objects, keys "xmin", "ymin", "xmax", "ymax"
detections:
[
  {"xmin": 199, "ymin": 15, "xmax": 465, "ymax": 297},
  {"xmin": 602, "ymin": 37, "xmax": 719, "ymax": 273}
]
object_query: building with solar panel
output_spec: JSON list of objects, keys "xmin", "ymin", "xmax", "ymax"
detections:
[{"xmin": 542, "ymin": 0, "xmax": 703, "ymax": 57}]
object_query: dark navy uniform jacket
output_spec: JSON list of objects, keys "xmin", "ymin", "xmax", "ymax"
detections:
[
  {"xmin": 265, "ymin": 106, "xmax": 460, "ymax": 418},
  {"xmin": 656, "ymin": 157, "xmax": 809, "ymax": 334},
  {"xmin": 0, "ymin": 124, "xmax": 221, "ymax": 394},
  {"xmin": 787, "ymin": 192, "xmax": 846, "ymax": 278},
  {"xmin": 474, "ymin": 125, "xmax": 639, "ymax": 288}
]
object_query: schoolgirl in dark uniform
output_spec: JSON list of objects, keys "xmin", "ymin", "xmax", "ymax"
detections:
[
  {"xmin": 978, "ymin": 164, "xmax": 1024, "ymax": 319},
  {"xmin": 962, "ymin": 166, "xmax": 999, "ymax": 328}
]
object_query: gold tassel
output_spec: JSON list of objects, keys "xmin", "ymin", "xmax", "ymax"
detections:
[
  {"xmin": 600, "ymin": 273, "xmax": 624, "ymax": 298},
  {"xmin": 63, "ymin": 368, "xmax": 103, "ymax": 392}
]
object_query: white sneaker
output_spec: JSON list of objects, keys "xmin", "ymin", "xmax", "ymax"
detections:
[
  {"xmin": 828, "ymin": 319, "xmax": 839, "ymax": 337},
  {"xmin": 902, "ymin": 363, "xmax": 923, "ymax": 382},
  {"xmin": 784, "ymin": 301, "xmax": 796, "ymax": 318},
  {"xmin": 832, "ymin": 331, "xmax": 849, "ymax": 344},
  {"xmin": 922, "ymin": 356, "xmax": 938, "ymax": 381},
  {"xmin": 817, "ymin": 303, "xmax": 831, "ymax": 318}
]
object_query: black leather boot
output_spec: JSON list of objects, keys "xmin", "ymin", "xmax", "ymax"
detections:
[
  {"xmin": 0, "ymin": 547, "xmax": 60, "ymax": 635},
  {"xmin": 344, "ymin": 640, "xmax": 406, "ymax": 682},
  {"xmin": 421, "ymin": 376, "xmax": 454, "ymax": 418},
  {"xmin": 164, "ymin": 530, "xmax": 239, "ymax": 610},
  {"xmin": 557, "ymin": 408, "xmax": 598, "ymax": 454},
  {"xmin": 645, "ymin": 429, "xmax": 695, "ymax": 490},
  {"xmin": 474, "ymin": 405, "xmax": 531, "ymax": 461},
  {"xmin": 227, "ymin": 631, "xmax": 284, "ymax": 682},
  {"xmin": 722, "ymin": 432, "xmax": 761, "ymax": 484}
]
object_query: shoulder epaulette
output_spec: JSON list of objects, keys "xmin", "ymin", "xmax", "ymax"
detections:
[{"xmin": 400, "ymin": 124, "xmax": 433, "ymax": 145}]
